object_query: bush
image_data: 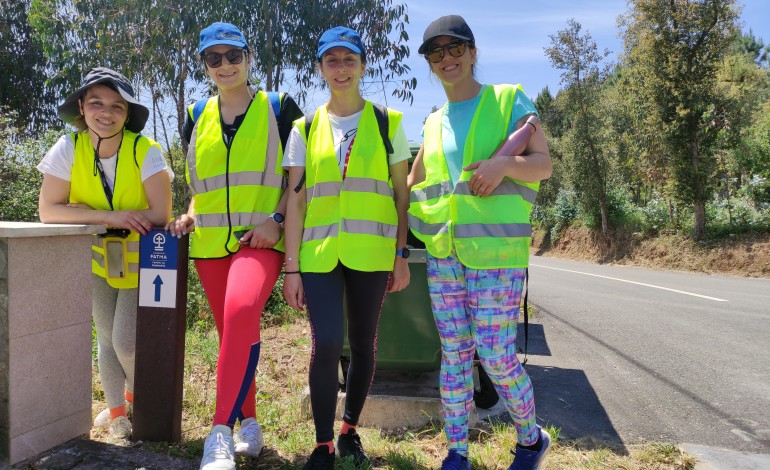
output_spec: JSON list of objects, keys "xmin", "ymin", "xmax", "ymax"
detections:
[{"xmin": 639, "ymin": 194, "xmax": 671, "ymax": 235}]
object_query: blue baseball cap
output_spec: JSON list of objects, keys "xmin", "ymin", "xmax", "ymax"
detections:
[
  {"xmin": 198, "ymin": 22, "xmax": 248, "ymax": 55},
  {"xmin": 317, "ymin": 26, "xmax": 365, "ymax": 60}
]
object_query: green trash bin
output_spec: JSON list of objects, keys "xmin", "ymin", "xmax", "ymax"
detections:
[{"xmin": 342, "ymin": 248, "xmax": 440, "ymax": 372}]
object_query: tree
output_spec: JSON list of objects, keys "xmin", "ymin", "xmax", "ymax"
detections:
[
  {"xmin": 545, "ymin": 19, "xmax": 613, "ymax": 236},
  {"xmin": 28, "ymin": 0, "xmax": 415, "ymax": 155},
  {"xmin": 0, "ymin": 0, "xmax": 57, "ymax": 132},
  {"xmin": 621, "ymin": 0, "xmax": 739, "ymax": 240}
]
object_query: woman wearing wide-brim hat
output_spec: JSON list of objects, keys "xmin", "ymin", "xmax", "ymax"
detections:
[{"xmin": 38, "ymin": 66, "xmax": 173, "ymax": 442}]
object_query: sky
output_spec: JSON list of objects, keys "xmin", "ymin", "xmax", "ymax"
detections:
[{"xmin": 341, "ymin": 0, "xmax": 770, "ymax": 142}]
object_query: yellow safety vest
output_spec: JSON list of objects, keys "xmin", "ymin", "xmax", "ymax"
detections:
[
  {"xmin": 297, "ymin": 102, "xmax": 401, "ymax": 272},
  {"xmin": 408, "ymin": 84, "xmax": 539, "ymax": 269},
  {"xmin": 186, "ymin": 92, "xmax": 284, "ymax": 258},
  {"xmin": 70, "ymin": 130, "xmax": 156, "ymax": 288}
]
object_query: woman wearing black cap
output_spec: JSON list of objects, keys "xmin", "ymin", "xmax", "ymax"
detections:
[
  {"xmin": 408, "ymin": 15, "xmax": 553, "ymax": 470},
  {"xmin": 37, "ymin": 67, "xmax": 173, "ymax": 442}
]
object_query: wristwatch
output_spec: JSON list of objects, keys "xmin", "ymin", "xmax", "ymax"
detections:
[
  {"xmin": 396, "ymin": 247, "xmax": 411, "ymax": 259},
  {"xmin": 268, "ymin": 212, "xmax": 285, "ymax": 227}
]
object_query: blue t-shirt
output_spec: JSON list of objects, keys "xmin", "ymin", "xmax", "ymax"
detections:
[{"xmin": 423, "ymin": 84, "xmax": 538, "ymax": 186}]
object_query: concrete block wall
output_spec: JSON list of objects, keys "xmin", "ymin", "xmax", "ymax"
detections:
[{"xmin": 0, "ymin": 222, "xmax": 103, "ymax": 467}]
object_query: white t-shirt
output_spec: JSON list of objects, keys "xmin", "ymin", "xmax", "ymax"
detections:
[
  {"xmin": 283, "ymin": 109, "xmax": 411, "ymax": 174},
  {"xmin": 37, "ymin": 134, "xmax": 175, "ymax": 191}
]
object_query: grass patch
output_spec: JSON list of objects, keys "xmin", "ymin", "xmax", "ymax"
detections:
[{"xmin": 90, "ymin": 316, "xmax": 695, "ymax": 469}]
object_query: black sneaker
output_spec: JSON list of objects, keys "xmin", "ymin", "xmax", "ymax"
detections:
[
  {"xmin": 336, "ymin": 429, "xmax": 369, "ymax": 466},
  {"xmin": 303, "ymin": 446, "xmax": 335, "ymax": 470}
]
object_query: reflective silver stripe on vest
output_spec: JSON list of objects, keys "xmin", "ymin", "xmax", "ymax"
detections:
[
  {"xmin": 188, "ymin": 171, "xmax": 285, "ymax": 195},
  {"xmin": 196, "ymin": 211, "xmax": 270, "ymax": 228},
  {"xmin": 453, "ymin": 223, "xmax": 531, "ymax": 239},
  {"xmin": 410, "ymin": 180, "xmax": 452, "ymax": 202},
  {"xmin": 307, "ymin": 181, "xmax": 343, "ymax": 203},
  {"xmin": 306, "ymin": 177, "xmax": 392, "ymax": 203},
  {"xmin": 454, "ymin": 181, "xmax": 538, "ymax": 204},
  {"xmin": 341, "ymin": 219, "xmax": 397, "ymax": 238},
  {"xmin": 301, "ymin": 219, "xmax": 397, "ymax": 242},
  {"xmin": 187, "ymin": 95, "xmax": 282, "ymax": 196},
  {"xmin": 343, "ymin": 177, "xmax": 393, "ymax": 197},
  {"xmin": 302, "ymin": 223, "xmax": 339, "ymax": 242},
  {"xmin": 408, "ymin": 213, "xmax": 450, "ymax": 236},
  {"xmin": 92, "ymin": 239, "xmax": 140, "ymax": 252}
]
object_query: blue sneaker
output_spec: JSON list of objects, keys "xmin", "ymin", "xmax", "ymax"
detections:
[
  {"xmin": 508, "ymin": 427, "xmax": 551, "ymax": 470},
  {"xmin": 441, "ymin": 449, "xmax": 471, "ymax": 470}
]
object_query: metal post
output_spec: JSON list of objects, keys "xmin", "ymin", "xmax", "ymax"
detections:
[{"xmin": 132, "ymin": 230, "xmax": 189, "ymax": 442}]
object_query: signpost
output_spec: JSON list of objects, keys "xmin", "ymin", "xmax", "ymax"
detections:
[{"xmin": 133, "ymin": 229, "xmax": 188, "ymax": 442}]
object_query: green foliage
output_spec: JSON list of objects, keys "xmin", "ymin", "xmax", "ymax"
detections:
[
  {"xmin": 0, "ymin": 113, "xmax": 60, "ymax": 221},
  {"xmin": 532, "ymin": 189, "xmax": 579, "ymax": 242},
  {"xmin": 545, "ymin": 19, "xmax": 613, "ymax": 235},
  {"xmin": 0, "ymin": 0, "xmax": 57, "ymax": 131},
  {"xmin": 621, "ymin": 0, "xmax": 740, "ymax": 239}
]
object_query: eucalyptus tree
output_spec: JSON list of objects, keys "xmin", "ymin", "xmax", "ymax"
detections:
[
  {"xmin": 546, "ymin": 19, "xmax": 613, "ymax": 236},
  {"xmin": 0, "ymin": 0, "xmax": 56, "ymax": 132},
  {"xmin": 28, "ymin": 0, "xmax": 414, "ymax": 154},
  {"xmin": 620, "ymin": 0, "xmax": 739, "ymax": 240}
]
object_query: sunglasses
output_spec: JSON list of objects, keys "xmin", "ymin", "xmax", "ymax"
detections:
[
  {"xmin": 426, "ymin": 42, "xmax": 467, "ymax": 64},
  {"xmin": 202, "ymin": 48, "xmax": 245, "ymax": 68}
]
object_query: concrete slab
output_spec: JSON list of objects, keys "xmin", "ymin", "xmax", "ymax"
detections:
[
  {"xmin": 681, "ymin": 444, "xmax": 770, "ymax": 470},
  {"xmin": 301, "ymin": 369, "xmax": 479, "ymax": 429}
]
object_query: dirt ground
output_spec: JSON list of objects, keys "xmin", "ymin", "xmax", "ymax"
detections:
[{"xmin": 532, "ymin": 226, "xmax": 770, "ymax": 278}]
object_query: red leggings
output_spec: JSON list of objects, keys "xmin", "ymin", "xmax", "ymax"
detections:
[{"xmin": 195, "ymin": 247, "xmax": 283, "ymax": 427}]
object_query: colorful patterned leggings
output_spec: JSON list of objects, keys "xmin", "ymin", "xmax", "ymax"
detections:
[{"xmin": 426, "ymin": 253, "xmax": 538, "ymax": 455}]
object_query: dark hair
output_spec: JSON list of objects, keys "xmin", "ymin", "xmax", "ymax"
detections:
[{"xmin": 318, "ymin": 50, "xmax": 367, "ymax": 65}]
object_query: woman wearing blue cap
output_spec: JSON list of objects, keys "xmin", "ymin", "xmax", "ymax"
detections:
[
  {"xmin": 408, "ymin": 15, "xmax": 553, "ymax": 470},
  {"xmin": 282, "ymin": 26, "xmax": 412, "ymax": 469},
  {"xmin": 38, "ymin": 67, "xmax": 173, "ymax": 442},
  {"xmin": 165, "ymin": 21, "xmax": 302, "ymax": 470}
]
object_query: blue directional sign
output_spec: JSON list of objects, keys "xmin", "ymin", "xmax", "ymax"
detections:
[{"xmin": 139, "ymin": 230, "xmax": 178, "ymax": 308}]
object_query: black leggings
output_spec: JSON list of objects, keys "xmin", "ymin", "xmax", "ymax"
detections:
[{"xmin": 302, "ymin": 263, "xmax": 390, "ymax": 443}]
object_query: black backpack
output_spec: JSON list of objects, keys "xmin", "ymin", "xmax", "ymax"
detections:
[{"xmin": 293, "ymin": 103, "xmax": 393, "ymax": 193}]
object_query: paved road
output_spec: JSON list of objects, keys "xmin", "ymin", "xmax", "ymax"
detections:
[{"xmin": 519, "ymin": 256, "xmax": 770, "ymax": 453}]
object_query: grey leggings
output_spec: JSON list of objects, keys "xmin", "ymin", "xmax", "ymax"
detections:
[{"xmin": 92, "ymin": 274, "xmax": 136, "ymax": 409}]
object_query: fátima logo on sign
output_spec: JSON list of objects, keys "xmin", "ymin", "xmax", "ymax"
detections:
[{"xmin": 150, "ymin": 232, "xmax": 169, "ymax": 269}]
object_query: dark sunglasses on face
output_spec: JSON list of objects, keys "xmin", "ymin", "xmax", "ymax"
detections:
[
  {"xmin": 426, "ymin": 42, "xmax": 467, "ymax": 64},
  {"xmin": 202, "ymin": 48, "xmax": 245, "ymax": 68}
]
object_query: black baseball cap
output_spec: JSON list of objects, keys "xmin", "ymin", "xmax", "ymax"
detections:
[
  {"xmin": 418, "ymin": 15, "xmax": 475, "ymax": 54},
  {"xmin": 57, "ymin": 67, "xmax": 149, "ymax": 133}
]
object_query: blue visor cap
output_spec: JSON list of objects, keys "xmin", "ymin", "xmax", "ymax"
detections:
[
  {"xmin": 317, "ymin": 26, "xmax": 365, "ymax": 59},
  {"xmin": 199, "ymin": 22, "xmax": 248, "ymax": 55}
]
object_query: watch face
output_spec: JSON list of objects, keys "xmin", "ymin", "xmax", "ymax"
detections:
[
  {"xmin": 399, "ymin": 247, "xmax": 410, "ymax": 258},
  {"xmin": 272, "ymin": 213, "xmax": 285, "ymax": 224}
]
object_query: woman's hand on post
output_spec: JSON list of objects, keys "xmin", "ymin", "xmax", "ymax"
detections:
[
  {"xmin": 283, "ymin": 273, "xmax": 305, "ymax": 311},
  {"xmin": 165, "ymin": 213, "xmax": 195, "ymax": 237},
  {"xmin": 388, "ymin": 258, "xmax": 410, "ymax": 292}
]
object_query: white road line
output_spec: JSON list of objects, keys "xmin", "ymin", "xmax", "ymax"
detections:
[{"xmin": 530, "ymin": 264, "xmax": 729, "ymax": 302}]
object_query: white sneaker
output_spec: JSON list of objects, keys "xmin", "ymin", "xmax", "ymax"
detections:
[
  {"xmin": 234, "ymin": 417, "xmax": 264, "ymax": 457},
  {"xmin": 200, "ymin": 425, "xmax": 236, "ymax": 470},
  {"xmin": 108, "ymin": 415, "xmax": 132, "ymax": 441},
  {"xmin": 95, "ymin": 403, "xmax": 133, "ymax": 429}
]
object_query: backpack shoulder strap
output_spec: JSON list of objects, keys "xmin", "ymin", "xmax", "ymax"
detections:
[
  {"xmin": 295, "ymin": 112, "xmax": 315, "ymax": 194},
  {"xmin": 191, "ymin": 98, "xmax": 208, "ymax": 125},
  {"xmin": 372, "ymin": 103, "xmax": 394, "ymax": 155},
  {"xmin": 267, "ymin": 91, "xmax": 282, "ymax": 119}
]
